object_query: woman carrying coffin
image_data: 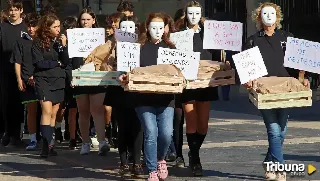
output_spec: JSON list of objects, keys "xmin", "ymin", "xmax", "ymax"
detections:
[
  {"xmin": 32, "ymin": 14, "xmax": 68, "ymax": 157},
  {"xmin": 175, "ymin": 1, "xmax": 220, "ymax": 176},
  {"xmin": 11, "ymin": 12, "xmax": 40, "ymax": 151},
  {"xmin": 74, "ymin": 7, "xmax": 110, "ymax": 156},
  {"xmin": 119, "ymin": 12, "xmax": 175, "ymax": 181},
  {"xmin": 244, "ymin": 3, "xmax": 308, "ymax": 181}
]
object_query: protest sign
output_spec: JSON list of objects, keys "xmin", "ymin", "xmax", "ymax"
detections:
[
  {"xmin": 169, "ymin": 29, "xmax": 194, "ymax": 51},
  {"xmin": 232, "ymin": 46, "xmax": 268, "ymax": 84},
  {"xmin": 115, "ymin": 29, "xmax": 138, "ymax": 43},
  {"xmin": 284, "ymin": 37, "xmax": 320, "ymax": 74},
  {"xmin": 157, "ymin": 47, "xmax": 200, "ymax": 80},
  {"xmin": 117, "ymin": 42, "xmax": 140, "ymax": 72},
  {"xmin": 203, "ymin": 20, "xmax": 243, "ymax": 51},
  {"xmin": 67, "ymin": 28, "xmax": 105, "ymax": 58}
]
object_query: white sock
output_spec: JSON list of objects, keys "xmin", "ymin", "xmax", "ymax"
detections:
[
  {"xmin": 55, "ymin": 122, "xmax": 61, "ymax": 128},
  {"xmin": 30, "ymin": 133, "xmax": 37, "ymax": 142}
]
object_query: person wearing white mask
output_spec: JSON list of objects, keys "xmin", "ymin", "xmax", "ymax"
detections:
[
  {"xmin": 244, "ymin": 3, "xmax": 309, "ymax": 181},
  {"xmin": 175, "ymin": 1, "xmax": 220, "ymax": 176},
  {"xmin": 119, "ymin": 12, "xmax": 175, "ymax": 181}
]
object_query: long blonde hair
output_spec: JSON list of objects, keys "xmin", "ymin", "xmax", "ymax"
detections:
[{"xmin": 252, "ymin": 2, "xmax": 283, "ymax": 30}]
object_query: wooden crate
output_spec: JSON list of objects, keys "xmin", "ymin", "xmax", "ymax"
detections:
[
  {"xmin": 72, "ymin": 71, "xmax": 123, "ymax": 86},
  {"xmin": 124, "ymin": 73, "xmax": 185, "ymax": 94},
  {"xmin": 186, "ymin": 69, "xmax": 236, "ymax": 89},
  {"xmin": 249, "ymin": 89, "xmax": 312, "ymax": 109}
]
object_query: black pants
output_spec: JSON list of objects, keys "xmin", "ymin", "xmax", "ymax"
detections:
[
  {"xmin": 173, "ymin": 108, "xmax": 184, "ymax": 158},
  {"xmin": 114, "ymin": 106, "xmax": 143, "ymax": 165},
  {"xmin": 1, "ymin": 74, "xmax": 24, "ymax": 139}
]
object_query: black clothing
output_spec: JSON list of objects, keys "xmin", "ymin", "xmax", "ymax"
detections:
[
  {"xmin": 0, "ymin": 21, "xmax": 28, "ymax": 138},
  {"xmin": 32, "ymin": 39, "xmax": 68, "ymax": 103},
  {"xmin": 243, "ymin": 29, "xmax": 296, "ymax": 78},
  {"xmin": 173, "ymin": 109, "xmax": 184, "ymax": 158},
  {"xmin": 130, "ymin": 41, "xmax": 175, "ymax": 108}
]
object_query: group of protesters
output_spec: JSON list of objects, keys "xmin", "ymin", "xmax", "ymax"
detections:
[{"xmin": 0, "ymin": 0, "xmax": 309, "ymax": 180}]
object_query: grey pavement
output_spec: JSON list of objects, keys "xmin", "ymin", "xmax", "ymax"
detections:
[{"xmin": 0, "ymin": 85, "xmax": 320, "ymax": 180}]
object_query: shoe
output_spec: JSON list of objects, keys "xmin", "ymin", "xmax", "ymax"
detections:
[
  {"xmin": 40, "ymin": 139, "xmax": 49, "ymax": 158},
  {"xmin": 90, "ymin": 136, "xmax": 99, "ymax": 147},
  {"xmin": 48, "ymin": 145, "xmax": 58, "ymax": 156},
  {"xmin": 132, "ymin": 164, "xmax": 144, "ymax": 178},
  {"xmin": 148, "ymin": 171, "xmax": 159, "ymax": 181},
  {"xmin": 80, "ymin": 143, "xmax": 90, "ymax": 155},
  {"xmin": 55, "ymin": 128, "xmax": 63, "ymax": 143},
  {"xmin": 262, "ymin": 162, "xmax": 277, "ymax": 180},
  {"xmin": 69, "ymin": 139, "xmax": 77, "ymax": 150},
  {"xmin": 157, "ymin": 160, "xmax": 168, "ymax": 180},
  {"xmin": 119, "ymin": 165, "xmax": 130, "ymax": 176},
  {"xmin": 191, "ymin": 163, "xmax": 203, "ymax": 177},
  {"xmin": 98, "ymin": 142, "xmax": 110, "ymax": 156},
  {"xmin": 1, "ymin": 133, "xmax": 10, "ymax": 146},
  {"xmin": 175, "ymin": 157, "xmax": 185, "ymax": 168},
  {"xmin": 166, "ymin": 152, "xmax": 176, "ymax": 162},
  {"xmin": 26, "ymin": 141, "xmax": 37, "ymax": 150},
  {"xmin": 276, "ymin": 172, "xmax": 286, "ymax": 181}
]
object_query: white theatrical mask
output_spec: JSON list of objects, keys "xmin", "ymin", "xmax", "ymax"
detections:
[
  {"xmin": 120, "ymin": 21, "xmax": 136, "ymax": 33},
  {"xmin": 187, "ymin": 7, "xmax": 202, "ymax": 25},
  {"xmin": 261, "ymin": 6, "xmax": 277, "ymax": 27},
  {"xmin": 148, "ymin": 22, "xmax": 165, "ymax": 40}
]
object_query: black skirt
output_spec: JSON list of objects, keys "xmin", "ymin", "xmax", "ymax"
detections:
[
  {"xmin": 103, "ymin": 86, "xmax": 126, "ymax": 107},
  {"xmin": 35, "ymin": 77, "xmax": 65, "ymax": 104},
  {"xmin": 181, "ymin": 87, "xmax": 219, "ymax": 103},
  {"xmin": 73, "ymin": 86, "xmax": 108, "ymax": 96}
]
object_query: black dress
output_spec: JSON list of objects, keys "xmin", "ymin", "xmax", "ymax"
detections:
[
  {"xmin": 180, "ymin": 29, "xmax": 219, "ymax": 103},
  {"xmin": 32, "ymin": 39, "xmax": 68, "ymax": 104}
]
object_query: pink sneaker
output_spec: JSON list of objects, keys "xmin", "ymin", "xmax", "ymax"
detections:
[
  {"xmin": 148, "ymin": 171, "xmax": 159, "ymax": 181},
  {"xmin": 157, "ymin": 160, "xmax": 168, "ymax": 180}
]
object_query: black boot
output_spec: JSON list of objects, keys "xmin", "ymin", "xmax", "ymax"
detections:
[{"xmin": 40, "ymin": 139, "xmax": 49, "ymax": 158}]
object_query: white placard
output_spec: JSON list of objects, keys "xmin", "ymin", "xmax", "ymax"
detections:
[
  {"xmin": 203, "ymin": 20, "xmax": 243, "ymax": 51},
  {"xmin": 79, "ymin": 62, "xmax": 95, "ymax": 71},
  {"xmin": 116, "ymin": 42, "xmax": 140, "ymax": 72},
  {"xmin": 284, "ymin": 37, "xmax": 320, "ymax": 74},
  {"xmin": 115, "ymin": 29, "xmax": 138, "ymax": 43},
  {"xmin": 169, "ymin": 29, "xmax": 194, "ymax": 51},
  {"xmin": 67, "ymin": 28, "xmax": 105, "ymax": 58},
  {"xmin": 157, "ymin": 47, "xmax": 200, "ymax": 80},
  {"xmin": 232, "ymin": 46, "xmax": 268, "ymax": 84}
]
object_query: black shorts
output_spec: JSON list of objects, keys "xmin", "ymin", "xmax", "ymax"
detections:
[
  {"xmin": 103, "ymin": 86, "xmax": 123, "ymax": 107},
  {"xmin": 181, "ymin": 87, "xmax": 219, "ymax": 103},
  {"xmin": 73, "ymin": 86, "xmax": 108, "ymax": 96},
  {"xmin": 20, "ymin": 84, "xmax": 38, "ymax": 104}
]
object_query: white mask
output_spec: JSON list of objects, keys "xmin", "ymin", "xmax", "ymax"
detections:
[
  {"xmin": 120, "ymin": 21, "xmax": 136, "ymax": 34},
  {"xmin": 148, "ymin": 22, "xmax": 165, "ymax": 40},
  {"xmin": 187, "ymin": 7, "xmax": 202, "ymax": 25},
  {"xmin": 261, "ymin": 7, "xmax": 277, "ymax": 27}
]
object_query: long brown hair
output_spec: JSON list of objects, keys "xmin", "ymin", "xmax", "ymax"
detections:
[
  {"xmin": 138, "ymin": 12, "xmax": 175, "ymax": 48},
  {"xmin": 77, "ymin": 7, "xmax": 99, "ymax": 28},
  {"xmin": 175, "ymin": 1, "xmax": 205, "ymax": 31},
  {"xmin": 36, "ymin": 13, "xmax": 60, "ymax": 49}
]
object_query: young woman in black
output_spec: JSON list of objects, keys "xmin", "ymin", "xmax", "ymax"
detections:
[
  {"xmin": 32, "ymin": 13, "xmax": 68, "ymax": 158},
  {"xmin": 176, "ymin": 1, "xmax": 219, "ymax": 176},
  {"xmin": 120, "ymin": 12, "xmax": 175, "ymax": 181}
]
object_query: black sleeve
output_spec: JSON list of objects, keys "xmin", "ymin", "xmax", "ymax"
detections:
[
  {"xmin": 32, "ymin": 40, "xmax": 44, "ymax": 64},
  {"xmin": 59, "ymin": 46, "xmax": 70, "ymax": 67},
  {"xmin": 10, "ymin": 40, "xmax": 23, "ymax": 64}
]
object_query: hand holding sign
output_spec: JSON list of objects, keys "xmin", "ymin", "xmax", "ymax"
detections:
[
  {"xmin": 117, "ymin": 42, "xmax": 140, "ymax": 72},
  {"xmin": 232, "ymin": 46, "xmax": 268, "ymax": 84}
]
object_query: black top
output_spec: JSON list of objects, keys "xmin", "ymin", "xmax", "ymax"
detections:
[
  {"xmin": 244, "ymin": 29, "xmax": 297, "ymax": 78},
  {"xmin": 0, "ymin": 21, "xmax": 28, "ymax": 75},
  {"xmin": 10, "ymin": 34, "xmax": 34, "ymax": 82},
  {"xmin": 130, "ymin": 41, "xmax": 175, "ymax": 108}
]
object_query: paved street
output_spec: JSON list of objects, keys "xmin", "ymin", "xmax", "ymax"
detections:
[{"xmin": 0, "ymin": 85, "xmax": 320, "ymax": 181}]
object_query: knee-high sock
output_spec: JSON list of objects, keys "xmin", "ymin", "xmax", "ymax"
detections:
[
  {"xmin": 40, "ymin": 125, "xmax": 53, "ymax": 144},
  {"xmin": 186, "ymin": 133, "xmax": 200, "ymax": 164}
]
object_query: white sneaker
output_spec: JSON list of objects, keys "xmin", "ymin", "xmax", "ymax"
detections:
[
  {"xmin": 98, "ymin": 141, "xmax": 110, "ymax": 156},
  {"xmin": 80, "ymin": 143, "xmax": 90, "ymax": 155},
  {"xmin": 90, "ymin": 136, "xmax": 99, "ymax": 147}
]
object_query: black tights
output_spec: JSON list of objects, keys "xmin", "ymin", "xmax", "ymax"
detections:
[
  {"xmin": 173, "ymin": 108, "xmax": 184, "ymax": 158},
  {"xmin": 115, "ymin": 107, "xmax": 143, "ymax": 166}
]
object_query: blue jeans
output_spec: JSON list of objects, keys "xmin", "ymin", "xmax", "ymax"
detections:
[
  {"xmin": 135, "ymin": 106, "xmax": 174, "ymax": 172},
  {"xmin": 260, "ymin": 108, "xmax": 289, "ymax": 164}
]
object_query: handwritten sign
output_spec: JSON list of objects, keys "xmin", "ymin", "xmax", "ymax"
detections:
[
  {"xmin": 67, "ymin": 28, "xmax": 105, "ymax": 58},
  {"xmin": 115, "ymin": 29, "xmax": 138, "ymax": 43},
  {"xmin": 157, "ymin": 47, "xmax": 200, "ymax": 80},
  {"xmin": 284, "ymin": 37, "xmax": 320, "ymax": 74},
  {"xmin": 169, "ymin": 29, "xmax": 194, "ymax": 51},
  {"xmin": 117, "ymin": 42, "xmax": 140, "ymax": 72},
  {"xmin": 203, "ymin": 20, "xmax": 243, "ymax": 51},
  {"xmin": 232, "ymin": 46, "xmax": 268, "ymax": 84}
]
